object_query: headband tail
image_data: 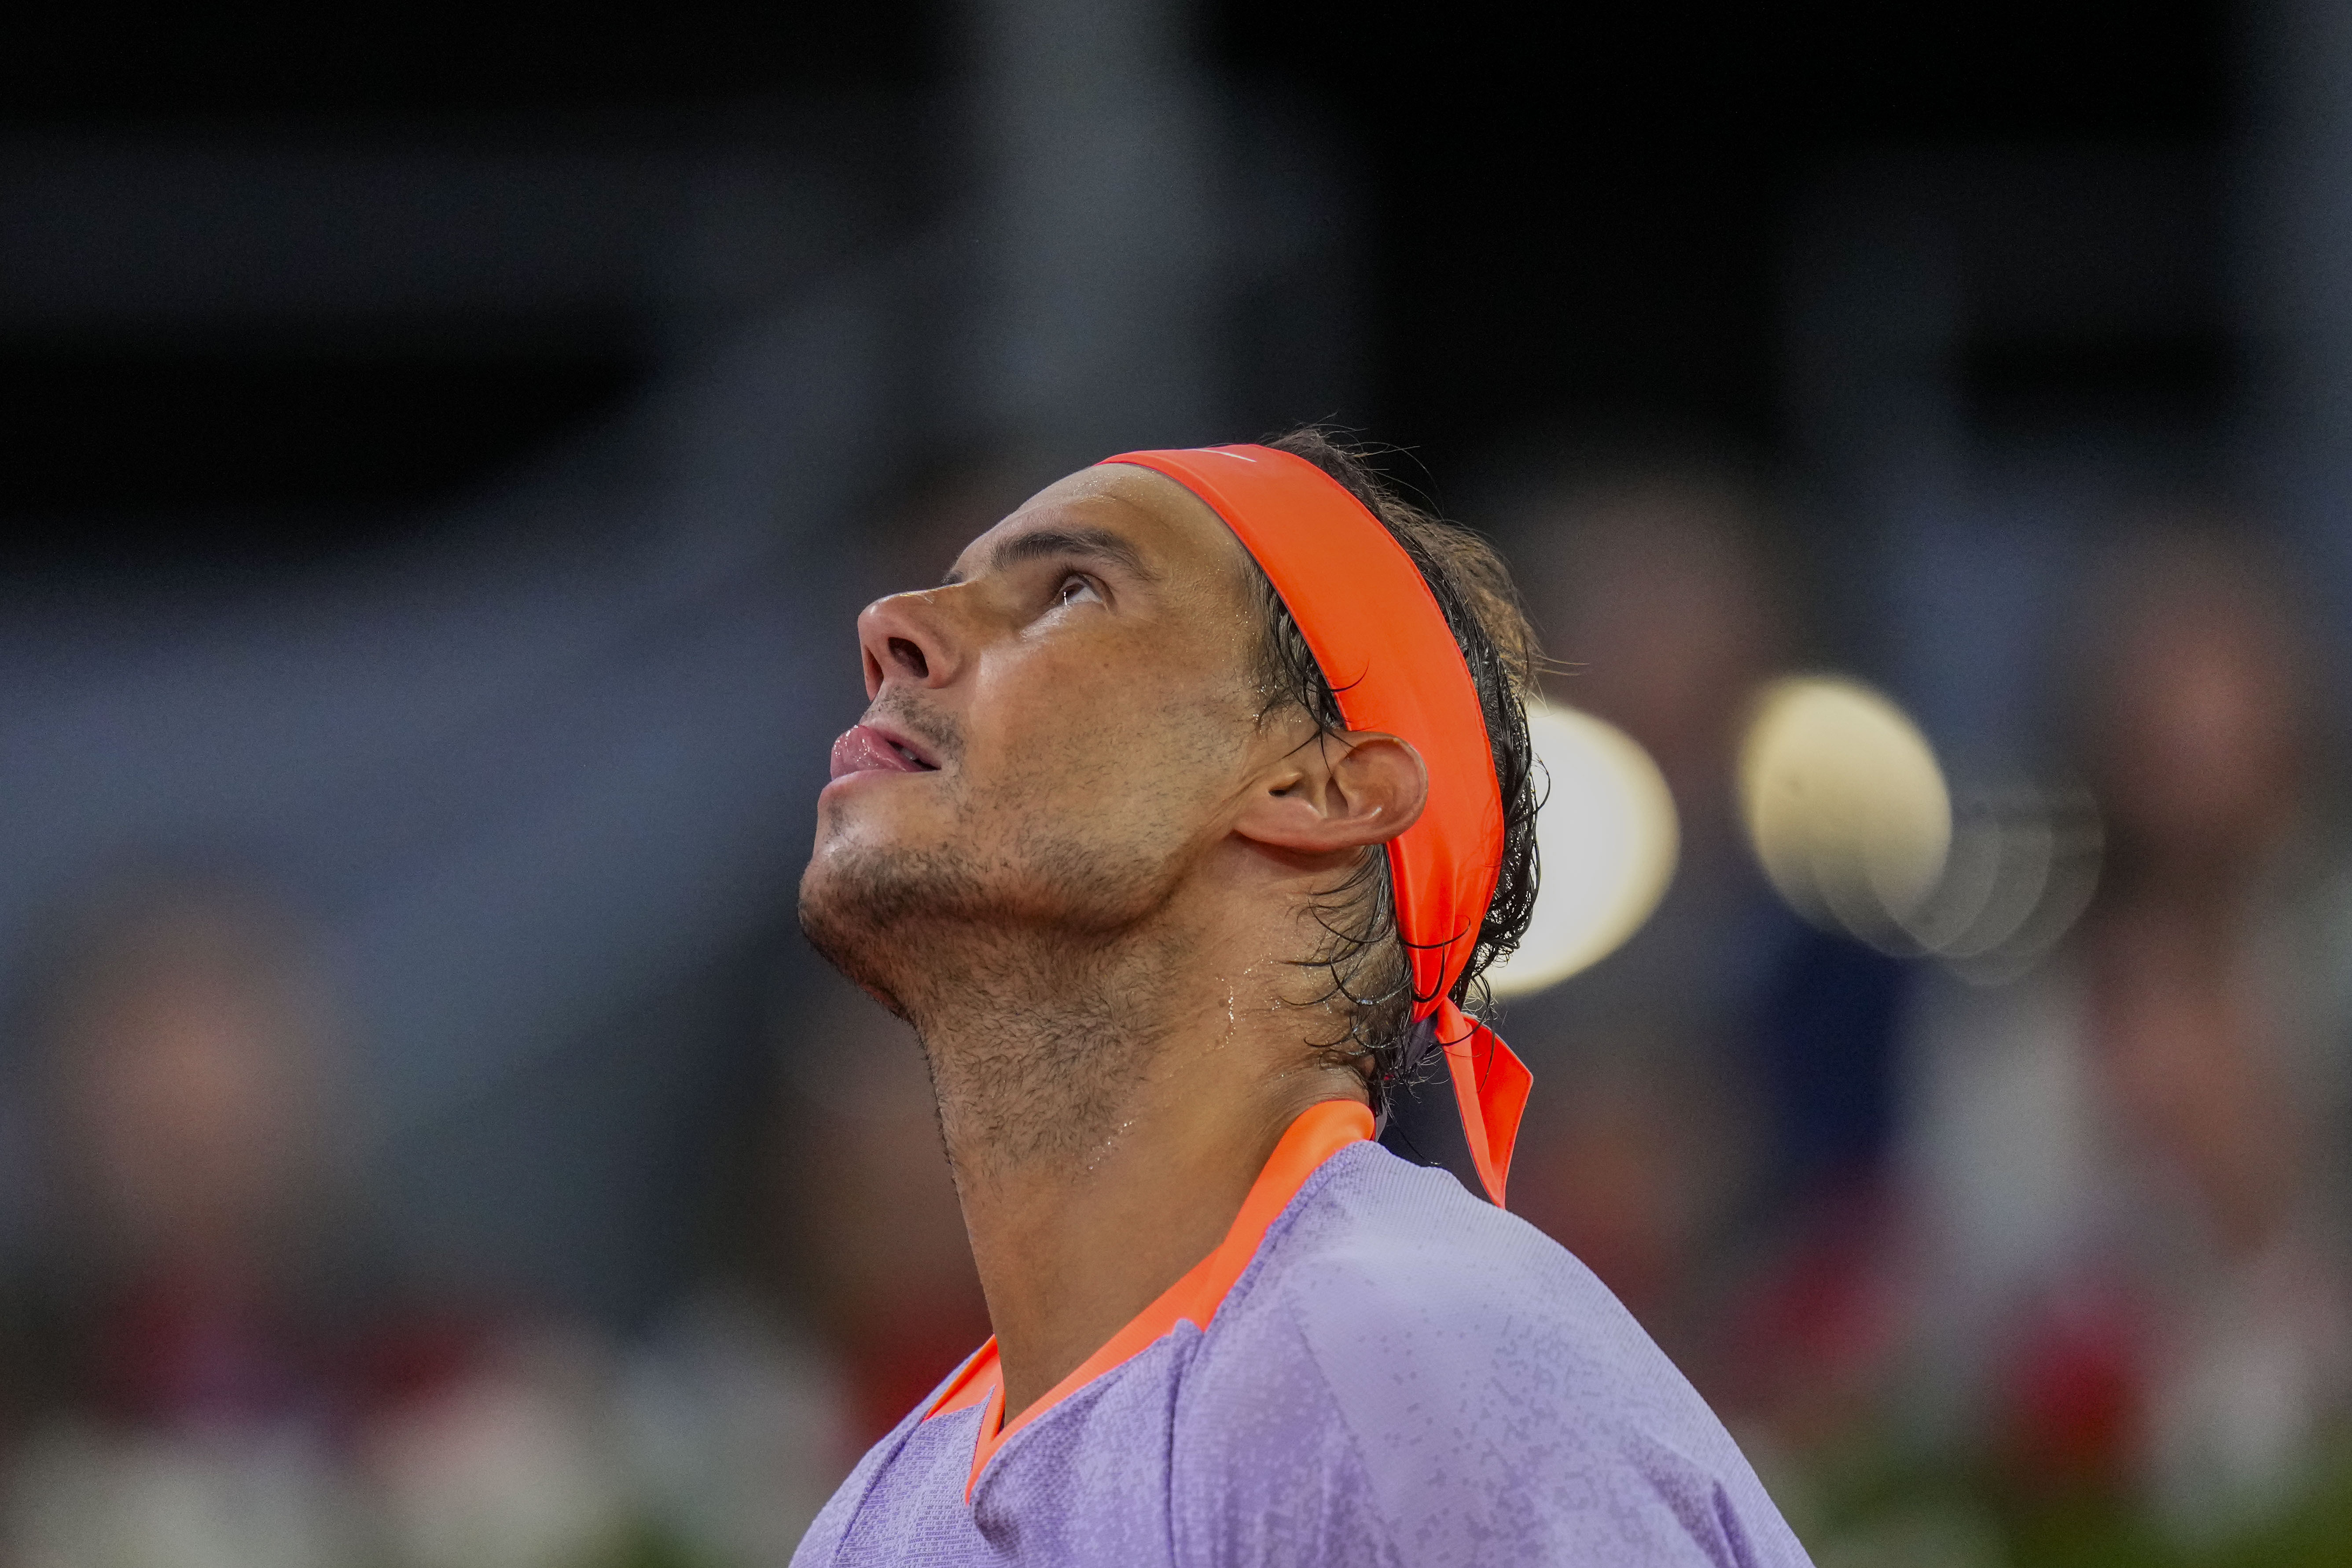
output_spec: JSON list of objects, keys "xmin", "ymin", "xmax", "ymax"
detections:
[{"xmin": 1437, "ymin": 1000, "xmax": 1532, "ymax": 1206}]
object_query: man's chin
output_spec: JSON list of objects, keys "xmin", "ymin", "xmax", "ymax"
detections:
[
  {"xmin": 797, "ymin": 837, "xmax": 980, "ymax": 997},
  {"xmin": 797, "ymin": 873, "xmax": 894, "ymax": 1003}
]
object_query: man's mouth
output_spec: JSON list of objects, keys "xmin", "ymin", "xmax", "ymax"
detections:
[{"xmin": 829, "ymin": 722, "xmax": 941, "ymax": 780}]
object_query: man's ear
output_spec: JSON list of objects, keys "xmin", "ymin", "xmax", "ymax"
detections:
[{"xmin": 1234, "ymin": 731, "xmax": 1428, "ymax": 856}]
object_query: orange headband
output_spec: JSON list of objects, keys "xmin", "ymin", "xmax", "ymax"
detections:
[{"xmin": 1106, "ymin": 444, "xmax": 1532, "ymax": 1204}]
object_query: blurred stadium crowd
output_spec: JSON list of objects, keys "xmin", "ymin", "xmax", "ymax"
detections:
[{"xmin": 6, "ymin": 1, "xmax": 2352, "ymax": 1564}]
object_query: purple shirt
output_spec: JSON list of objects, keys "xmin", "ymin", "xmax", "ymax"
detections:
[{"xmin": 793, "ymin": 1140, "xmax": 1813, "ymax": 1566}]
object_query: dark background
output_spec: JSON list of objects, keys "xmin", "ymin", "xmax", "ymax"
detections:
[{"xmin": 3, "ymin": 0, "xmax": 2230, "ymax": 556}]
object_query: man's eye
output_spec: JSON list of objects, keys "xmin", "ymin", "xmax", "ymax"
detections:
[{"xmin": 1057, "ymin": 575, "xmax": 1103, "ymax": 609}]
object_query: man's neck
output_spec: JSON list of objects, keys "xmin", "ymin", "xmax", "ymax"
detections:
[{"xmin": 901, "ymin": 920, "xmax": 1364, "ymax": 1420}]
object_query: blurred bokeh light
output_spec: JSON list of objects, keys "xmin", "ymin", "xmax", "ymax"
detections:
[
  {"xmin": 1738, "ymin": 675, "xmax": 1953, "ymax": 947},
  {"xmin": 1488, "ymin": 700, "xmax": 1679, "ymax": 998}
]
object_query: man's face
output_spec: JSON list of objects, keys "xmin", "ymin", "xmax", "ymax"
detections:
[{"xmin": 801, "ymin": 464, "xmax": 1276, "ymax": 1003}]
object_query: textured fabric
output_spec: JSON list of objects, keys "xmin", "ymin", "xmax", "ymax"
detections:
[{"xmin": 793, "ymin": 1142, "xmax": 1813, "ymax": 1566}]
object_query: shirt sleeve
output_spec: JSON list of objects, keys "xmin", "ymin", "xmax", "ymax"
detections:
[{"xmin": 1244, "ymin": 1219, "xmax": 1813, "ymax": 1565}]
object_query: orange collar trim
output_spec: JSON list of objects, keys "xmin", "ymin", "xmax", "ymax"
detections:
[{"xmin": 921, "ymin": 1098, "xmax": 1373, "ymax": 1500}]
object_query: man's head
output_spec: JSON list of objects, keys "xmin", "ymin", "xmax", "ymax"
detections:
[{"xmin": 800, "ymin": 429, "xmax": 1539, "ymax": 1113}]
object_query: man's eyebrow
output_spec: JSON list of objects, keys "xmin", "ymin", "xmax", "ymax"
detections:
[{"xmin": 941, "ymin": 525, "xmax": 1158, "ymax": 587}]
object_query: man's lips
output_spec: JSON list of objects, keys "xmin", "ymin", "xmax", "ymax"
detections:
[{"xmin": 829, "ymin": 722, "xmax": 941, "ymax": 781}]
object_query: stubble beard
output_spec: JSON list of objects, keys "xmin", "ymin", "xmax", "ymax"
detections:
[{"xmin": 798, "ymin": 803, "xmax": 1191, "ymax": 1184}]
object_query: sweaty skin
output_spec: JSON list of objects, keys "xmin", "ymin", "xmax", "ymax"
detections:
[{"xmin": 800, "ymin": 463, "xmax": 1428, "ymax": 1419}]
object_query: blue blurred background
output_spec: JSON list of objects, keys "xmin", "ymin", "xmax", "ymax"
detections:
[{"xmin": 4, "ymin": 2, "xmax": 2350, "ymax": 1563}]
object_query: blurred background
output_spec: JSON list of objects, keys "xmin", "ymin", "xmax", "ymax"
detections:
[{"xmin": 2, "ymin": 0, "xmax": 2348, "ymax": 1563}]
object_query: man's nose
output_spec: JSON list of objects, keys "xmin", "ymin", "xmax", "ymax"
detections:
[{"xmin": 857, "ymin": 590, "xmax": 960, "ymax": 698}]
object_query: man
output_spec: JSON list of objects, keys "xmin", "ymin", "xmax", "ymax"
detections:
[{"xmin": 794, "ymin": 430, "xmax": 1810, "ymax": 1565}]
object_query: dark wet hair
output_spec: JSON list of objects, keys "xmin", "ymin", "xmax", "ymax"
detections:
[{"xmin": 1245, "ymin": 428, "xmax": 1541, "ymax": 1115}]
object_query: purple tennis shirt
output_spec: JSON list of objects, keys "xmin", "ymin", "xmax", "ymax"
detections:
[{"xmin": 793, "ymin": 1135, "xmax": 1812, "ymax": 1566}]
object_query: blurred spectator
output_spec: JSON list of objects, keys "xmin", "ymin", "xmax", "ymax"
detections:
[
  {"xmin": 1494, "ymin": 464, "xmax": 1789, "ymax": 1344},
  {"xmin": 1886, "ymin": 525, "xmax": 2352, "ymax": 1557},
  {"xmin": 0, "ymin": 877, "xmax": 784, "ymax": 1568},
  {"xmin": 1, "ymin": 879, "xmax": 380, "ymax": 1566},
  {"xmin": 1493, "ymin": 458, "xmax": 1911, "ymax": 1372}
]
